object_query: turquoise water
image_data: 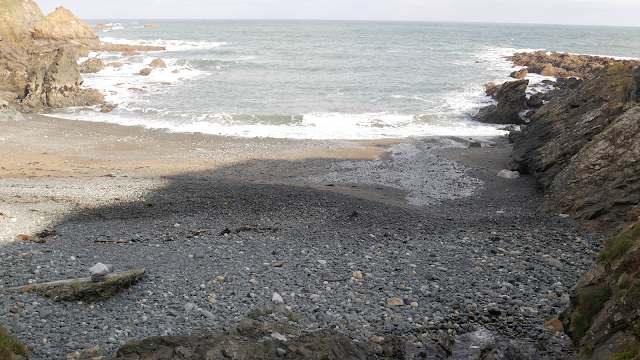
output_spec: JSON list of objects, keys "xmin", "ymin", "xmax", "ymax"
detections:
[{"xmin": 53, "ymin": 21, "xmax": 640, "ymax": 139}]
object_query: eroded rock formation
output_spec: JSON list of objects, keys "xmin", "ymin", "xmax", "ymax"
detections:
[
  {"xmin": 506, "ymin": 64, "xmax": 640, "ymax": 225},
  {"xmin": 473, "ymin": 80, "xmax": 528, "ymax": 124},
  {"xmin": 29, "ymin": 6, "xmax": 100, "ymax": 47}
]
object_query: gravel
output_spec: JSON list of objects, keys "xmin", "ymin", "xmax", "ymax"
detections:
[{"xmin": 0, "ymin": 137, "xmax": 604, "ymax": 359}]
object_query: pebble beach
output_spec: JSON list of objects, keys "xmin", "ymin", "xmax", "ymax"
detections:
[{"xmin": 0, "ymin": 115, "xmax": 604, "ymax": 359}]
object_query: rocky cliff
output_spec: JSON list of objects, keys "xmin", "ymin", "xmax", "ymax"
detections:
[
  {"xmin": 501, "ymin": 54, "xmax": 640, "ymax": 358},
  {"xmin": 0, "ymin": 0, "xmax": 104, "ymax": 111},
  {"xmin": 507, "ymin": 63, "xmax": 640, "ymax": 226}
]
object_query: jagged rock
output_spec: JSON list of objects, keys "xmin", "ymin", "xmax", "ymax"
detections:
[
  {"xmin": 510, "ymin": 68, "xmax": 528, "ymax": 79},
  {"xmin": 23, "ymin": 45, "xmax": 104, "ymax": 108},
  {"xmin": 149, "ymin": 58, "xmax": 166, "ymax": 68},
  {"xmin": 78, "ymin": 57, "xmax": 105, "ymax": 73},
  {"xmin": 507, "ymin": 63, "xmax": 640, "ymax": 223},
  {"xmin": 91, "ymin": 43, "xmax": 165, "ymax": 52},
  {"xmin": 2, "ymin": 269, "xmax": 145, "ymax": 302},
  {"xmin": 473, "ymin": 80, "xmax": 528, "ymax": 125},
  {"xmin": 144, "ymin": 23, "xmax": 158, "ymax": 28},
  {"xmin": 29, "ymin": 6, "xmax": 100, "ymax": 47},
  {"xmin": 139, "ymin": 68, "xmax": 152, "ymax": 76},
  {"xmin": 0, "ymin": 100, "xmax": 24, "ymax": 121},
  {"xmin": 507, "ymin": 50, "xmax": 640, "ymax": 80}
]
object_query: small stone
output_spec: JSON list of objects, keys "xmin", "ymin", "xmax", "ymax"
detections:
[
  {"xmin": 272, "ymin": 293, "xmax": 284, "ymax": 304},
  {"xmin": 271, "ymin": 332, "xmax": 287, "ymax": 341},
  {"xmin": 317, "ymin": 260, "xmax": 326, "ymax": 265},
  {"xmin": 353, "ymin": 271, "xmax": 363, "ymax": 279},
  {"xmin": 272, "ymin": 262, "xmax": 284, "ymax": 267},
  {"xmin": 276, "ymin": 348, "xmax": 287, "ymax": 356},
  {"xmin": 89, "ymin": 263, "xmax": 110, "ymax": 276},
  {"xmin": 497, "ymin": 170, "xmax": 520, "ymax": 179},
  {"xmin": 12, "ymin": 323, "xmax": 26, "ymax": 333},
  {"xmin": 249, "ymin": 279, "xmax": 256, "ymax": 284},
  {"xmin": 387, "ymin": 298, "xmax": 404, "ymax": 306},
  {"xmin": 184, "ymin": 303, "xmax": 195, "ymax": 313},
  {"xmin": 216, "ymin": 276, "xmax": 225, "ymax": 281},
  {"xmin": 200, "ymin": 309, "xmax": 215, "ymax": 320},
  {"xmin": 410, "ymin": 302, "xmax": 419, "ymax": 308},
  {"xmin": 472, "ymin": 267, "xmax": 485, "ymax": 273},
  {"xmin": 285, "ymin": 306, "xmax": 292, "ymax": 311}
]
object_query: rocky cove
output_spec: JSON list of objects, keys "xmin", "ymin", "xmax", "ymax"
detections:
[{"xmin": 0, "ymin": 2, "xmax": 640, "ymax": 360}]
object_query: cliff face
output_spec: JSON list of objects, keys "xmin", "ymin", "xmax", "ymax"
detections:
[
  {"xmin": 0, "ymin": 0, "xmax": 103, "ymax": 108},
  {"xmin": 507, "ymin": 64, "xmax": 640, "ymax": 226},
  {"xmin": 560, "ymin": 223, "xmax": 640, "ymax": 359},
  {"xmin": 503, "ymin": 56, "xmax": 640, "ymax": 358}
]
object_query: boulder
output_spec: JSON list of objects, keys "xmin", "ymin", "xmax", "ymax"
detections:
[
  {"xmin": 144, "ymin": 23, "xmax": 158, "ymax": 28},
  {"xmin": 473, "ymin": 80, "xmax": 528, "ymax": 125},
  {"xmin": 78, "ymin": 57, "xmax": 105, "ymax": 73},
  {"xmin": 139, "ymin": 68, "xmax": 152, "ymax": 76},
  {"xmin": 507, "ymin": 63, "xmax": 640, "ymax": 224},
  {"xmin": 526, "ymin": 94, "xmax": 543, "ymax": 108},
  {"xmin": 2, "ymin": 269, "xmax": 145, "ymax": 302},
  {"xmin": 510, "ymin": 68, "xmax": 528, "ymax": 79},
  {"xmin": 497, "ymin": 170, "xmax": 520, "ymax": 179},
  {"xmin": 29, "ymin": 6, "xmax": 100, "ymax": 47},
  {"xmin": 149, "ymin": 58, "xmax": 166, "ymax": 68}
]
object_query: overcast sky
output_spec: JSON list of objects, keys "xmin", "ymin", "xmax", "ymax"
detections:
[{"xmin": 36, "ymin": 0, "xmax": 640, "ymax": 27}]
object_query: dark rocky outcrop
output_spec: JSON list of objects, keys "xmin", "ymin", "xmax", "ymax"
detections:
[
  {"xmin": 560, "ymin": 223, "xmax": 640, "ymax": 359},
  {"xmin": 79, "ymin": 57, "xmax": 105, "ymax": 73},
  {"xmin": 506, "ymin": 63, "xmax": 640, "ymax": 225},
  {"xmin": 473, "ymin": 80, "xmax": 528, "ymax": 125},
  {"xmin": 22, "ymin": 45, "xmax": 104, "ymax": 108},
  {"xmin": 507, "ymin": 50, "xmax": 640, "ymax": 80}
]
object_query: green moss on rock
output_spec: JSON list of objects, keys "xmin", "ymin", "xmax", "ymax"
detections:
[{"xmin": 569, "ymin": 285, "xmax": 612, "ymax": 338}]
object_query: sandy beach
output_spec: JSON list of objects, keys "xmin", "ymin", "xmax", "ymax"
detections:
[{"xmin": 0, "ymin": 115, "xmax": 604, "ymax": 359}]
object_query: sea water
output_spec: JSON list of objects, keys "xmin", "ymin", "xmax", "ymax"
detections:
[{"xmin": 50, "ymin": 21, "xmax": 640, "ymax": 140}]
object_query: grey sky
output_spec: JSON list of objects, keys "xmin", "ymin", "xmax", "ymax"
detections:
[{"xmin": 37, "ymin": 0, "xmax": 640, "ymax": 27}]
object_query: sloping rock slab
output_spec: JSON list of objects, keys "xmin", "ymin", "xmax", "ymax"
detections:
[
  {"xmin": 2, "ymin": 269, "xmax": 145, "ymax": 302},
  {"xmin": 114, "ymin": 328, "xmax": 398, "ymax": 360}
]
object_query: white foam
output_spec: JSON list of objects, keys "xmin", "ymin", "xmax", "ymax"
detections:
[{"xmin": 99, "ymin": 37, "xmax": 228, "ymax": 52}]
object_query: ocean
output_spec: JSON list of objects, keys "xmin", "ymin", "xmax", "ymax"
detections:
[{"xmin": 52, "ymin": 21, "xmax": 640, "ymax": 140}]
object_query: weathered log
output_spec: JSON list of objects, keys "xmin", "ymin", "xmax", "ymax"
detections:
[{"xmin": 2, "ymin": 269, "xmax": 145, "ymax": 302}]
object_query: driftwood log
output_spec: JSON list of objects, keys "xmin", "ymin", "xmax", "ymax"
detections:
[{"xmin": 1, "ymin": 269, "xmax": 145, "ymax": 302}]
